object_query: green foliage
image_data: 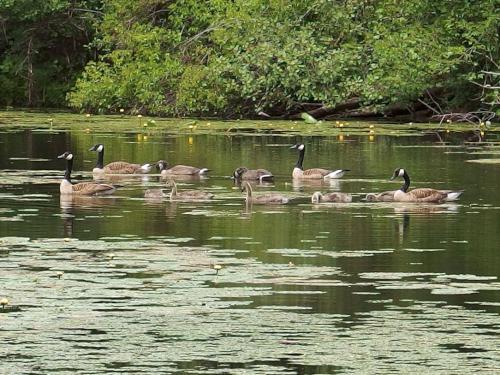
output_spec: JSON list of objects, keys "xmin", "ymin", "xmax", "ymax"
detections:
[
  {"xmin": 0, "ymin": 0, "xmax": 103, "ymax": 107},
  {"xmin": 2, "ymin": 0, "xmax": 499, "ymax": 117}
]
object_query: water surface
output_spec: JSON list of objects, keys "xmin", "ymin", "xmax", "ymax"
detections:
[{"xmin": 1, "ymin": 120, "xmax": 499, "ymax": 374}]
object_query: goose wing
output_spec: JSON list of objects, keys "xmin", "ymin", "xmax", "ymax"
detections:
[
  {"xmin": 103, "ymin": 161, "xmax": 142, "ymax": 174},
  {"xmin": 254, "ymin": 194, "xmax": 288, "ymax": 204},
  {"xmin": 72, "ymin": 182, "xmax": 115, "ymax": 195},
  {"xmin": 302, "ymin": 168, "xmax": 331, "ymax": 179},
  {"xmin": 409, "ymin": 188, "xmax": 447, "ymax": 202},
  {"xmin": 167, "ymin": 165, "xmax": 201, "ymax": 175}
]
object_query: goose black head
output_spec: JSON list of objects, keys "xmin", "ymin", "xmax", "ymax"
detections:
[
  {"xmin": 233, "ymin": 167, "xmax": 248, "ymax": 179},
  {"xmin": 290, "ymin": 143, "xmax": 305, "ymax": 151},
  {"xmin": 156, "ymin": 160, "xmax": 168, "ymax": 171},
  {"xmin": 57, "ymin": 152, "xmax": 73, "ymax": 160},
  {"xmin": 89, "ymin": 144, "xmax": 104, "ymax": 152},
  {"xmin": 390, "ymin": 168, "xmax": 406, "ymax": 180}
]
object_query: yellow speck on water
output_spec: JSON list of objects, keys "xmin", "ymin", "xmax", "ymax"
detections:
[
  {"xmin": 188, "ymin": 137, "xmax": 194, "ymax": 145},
  {"xmin": 446, "ymin": 129, "xmax": 450, "ymax": 133},
  {"xmin": 339, "ymin": 123, "xmax": 344, "ymax": 128},
  {"xmin": 480, "ymin": 130, "xmax": 485, "ymax": 136},
  {"xmin": 119, "ymin": 108, "xmax": 125, "ymax": 113},
  {"xmin": 207, "ymin": 122, "xmax": 211, "ymax": 126},
  {"xmin": 85, "ymin": 113, "xmax": 91, "ymax": 118},
  {"xmin": 213, "ymin": 264, "xmax": 222, "ymax": 274},
  {"xmin": 288, "ymin": 261, "xmax": 295, "ymax": 267},
  {"xmin": 369, "ymin": 124, "xmax": 374, "ymax": 129},
  {"xmin": 335, "ymin": 121, "xmax": 340, "ymax": 125},
  {"xmin": 137, "ymin": 114, "xmax": 142, "ymax": 118},
  {"xmin": 143, "ymin": 135, "xmax": 148, "ymax": 141},
  {"xmin": 85, "ymin": 128, "xmax": 91, "ymax": 133},
  {"xmin": 369, "ymin": 129, "xmax": 375, "ymax": 134},
  {"xmin": 369, "ymin": 135, "xmax": 375, "ymax": 142},
  {"xmin": 446, "ymin": 119, "xmax": 452, "ymax": 123},
  {"xmin": 107, "ymin": 253, "xmax": 116, "ymax": 260},
  {"xmin": 64, "ymin": 238, "xmax": 71, "ymax": 242},
  {"xmin": 338, "ymin": 135, "xmax": 344, "ymax": 141},
  {"xmin": 0, "ymin": 297, "xmax": 8, "ymax": 307},
  {"xmin": 56, "ymin": 271, "xmax": 64, "ymax": 279}
]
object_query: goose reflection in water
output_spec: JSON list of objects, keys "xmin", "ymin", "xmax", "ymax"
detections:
[
  {"xmin": 290, "ymin": 178, "xmax": 341, "ymax": 192},
  {"xmin": 59, "ymin": 195, "xmax": 118, "ymax": 237}
]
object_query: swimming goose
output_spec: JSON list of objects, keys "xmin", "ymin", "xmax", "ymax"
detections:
[
  {"xmin": 241, "ymin": 181, "xmax": 289, "ymax": 204},
  {"xmin": 290, "ymin": 144, "xmax": 349, "ymax": 179},
  {"xmin": 233, "ymin": 167, "xmax": 274, "ymax": 182},
  {"xmin": 58, "ymin": 152, "xmax": 116, "ymax": 195},
  {"xmin": 390, "ymin": 168, "xmax": 463, "ymax": 203},
  {"xmin": 167, "ymin": 179, "xmax": 213, "ymax": 201},
  {"xmin": 157, "ymin": 160, "xmax": 209, "ymax": 176},
  {"xmin": 89, "ymin": 144, "xmax": 152, "ymax": 174},
  {"xmin": 144, "ymin": 189, "xmax": 166, "ymax": 199},
  {"xmin": 311, "ymin": 191, "xmax": 352, "ymax": 203},
  {"xmin": 365, "ymin": 191, "xmax": 396, "ymax": 202}
]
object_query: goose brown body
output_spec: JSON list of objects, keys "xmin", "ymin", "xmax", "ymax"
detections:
[
  {"xmin": 365, "ymin": 191, "xmax": 396, "ymax": 202},
  {"xmin": 157, "ymin": 160, "xmax": 209, "ymax": 176},
  {"xmin": 233, "ymin": 167, "xmax": 274, "ymax": 182},
  {"xmin": 167, "ymin": 179, "xmax": 213, "ymax": 201},
  {"xmin": 241, "ymin": 181, "xmax": 289, "ymax": 204},
  {"xmin": 90, "ymin": 144, "xmax": 152, "ymax": 174},
  {"xmin": 58, "ymin": 152, "xmax": 116, "ymax": 196},
  {"xmin": 311, "ymin": 191, "xmax": 352, "ymax": 203},
  {"xmin": 391, "ymin": 168, "xmax": 462, "ymax": 203},
  {"xmin": 290, "ymin": 144, "xmax": 349, "ymax": 179}
]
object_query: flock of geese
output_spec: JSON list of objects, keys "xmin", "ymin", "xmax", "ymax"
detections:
[{"xmin": 58, "ymin": 143, "xmax": 463, "ymax": 204}]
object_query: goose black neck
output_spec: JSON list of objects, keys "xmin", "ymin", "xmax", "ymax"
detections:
[
  {"xmin": 400, "ymin": 171, "xmax": 410, "ymax": 192},
  {"xmin": 95, "ymin": 149, "xmax": 104, "ymax": 169},
  {"xmin": 295, "ymin": 147, "xmax": 305, "ymax": 170},
  {"xmin": 65, "ymin": 158, "xmax": 73, "ymax": 182}
]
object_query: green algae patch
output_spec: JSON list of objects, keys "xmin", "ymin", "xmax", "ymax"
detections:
[{"xmin": 1, "ymin": 110, "xmax": 497, "ymax": 137}]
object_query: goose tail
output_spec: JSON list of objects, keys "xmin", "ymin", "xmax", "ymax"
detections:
[
  {"xmin": 140, "ymin": 163, "xmax": 153, "ymax": 173},
  {"xmin": 445, "ymin": 191, "xmax": 463, "ymax": 201},
  {"xmin": 198, "ymin": 168, "xmax": 210, "ymax": 175},
  {"xmin": 258, "ymin": 174, "xmax": 274, "ymax": 183},
  {"xmin": 324, "ymin": 169, "xmax": 350, "ymax": 179}
]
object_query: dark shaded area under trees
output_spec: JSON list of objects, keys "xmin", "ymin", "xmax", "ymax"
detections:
[{"xmin": 1, "ymin": 0, "xmax": 498, "ymax": 122}]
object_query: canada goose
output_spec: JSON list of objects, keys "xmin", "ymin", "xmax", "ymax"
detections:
[
  {"xmin": 241, "ymin": 181, "xmax": 289, "ymax": 204},
  {"xmin": 365, "ymin": 191, "xmax": 396, "ymax": 202},
  {"xmin": 390, "ymin": 168, "xmax": 463, "ymax": 203},
  {"xmin": 144, "ymin": 189, "xmax": 166, "ymax": 199},
  {"xmin": 233, "ymin": 167, "xmax": 274, "ymax": 182},
  {"xmin": 290, "ymin": 144, "xmax": 349, "ymax": 179},
  {"xmin": 167, "ymin": 179, "xmax": 214, "ymax": 201},
  {"xmin": 157, "ymin": 160, "xmax": 209, "ymax": 176},
  {"xmin": 311, "ymin": 191, "xmax": 352, "ymax": 203},
  {"xmin": 58, "ymin": 152, "xmax": 116, "ymax": 195},
  {"xmin": 89, "ymin": 144, "xmax": 152, "ymax": 174}
]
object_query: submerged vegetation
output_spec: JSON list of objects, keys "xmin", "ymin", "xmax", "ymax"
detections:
[{"xmin": 0, "ymin": 0, "xmax": 498, "ymax": 120}]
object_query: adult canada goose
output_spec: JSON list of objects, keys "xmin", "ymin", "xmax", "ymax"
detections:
[
  {"xmin": 167, "ymin": 179, "xmax": 213, "ymax": 201},
  {"xmin": 241, "ymin": 181, "xmax": 289, "ymax": 204},
  {"xmin": 365, "ymin": 191, "xmax": 396, "ymax": 202},
  {"xmin": 311, "ymin": 191, "xmax": 352, "ymax": 203},
  {"xmin": 290, "ymin": 144, "xmax": 349, "ymax": 179},
  {"xmin": 157, "ymin": 160, "xmax": 209, "ymax": 176},
  {"xmin": 390, "ymin": 168, "xmax": 463, "ymax": 203},
  {"xmin": 58, "ymin": 152, "xmax": 116, "ymax": 195},
  {"xmin": 233, "ymin": 167, "xmax": 274, "ymax": 182},
  {"xmin": 89, "ymin": 144, "xmax": 152, "ymax": 174}
]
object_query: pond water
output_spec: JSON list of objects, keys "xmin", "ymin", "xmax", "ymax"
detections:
[{"xmin": 1, "ymin": 117, "xmax": 499, "ymax": 374}]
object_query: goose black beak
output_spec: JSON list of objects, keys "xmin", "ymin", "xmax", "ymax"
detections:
[
  {"xmin": 89, "ymin": 145, "xmax": 97, "ymax": 151},
  {"xmin": 290, "ymin": 144, "xmax": 298, "ymax": 149},
  {"xmin": 57, "ymin": 153, "xmax": 66, "ymax": 159}
]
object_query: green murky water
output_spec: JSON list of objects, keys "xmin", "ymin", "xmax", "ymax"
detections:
[{"xmin": 1, "ymin": 112, "xmax": 499, "ymax": 374}]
